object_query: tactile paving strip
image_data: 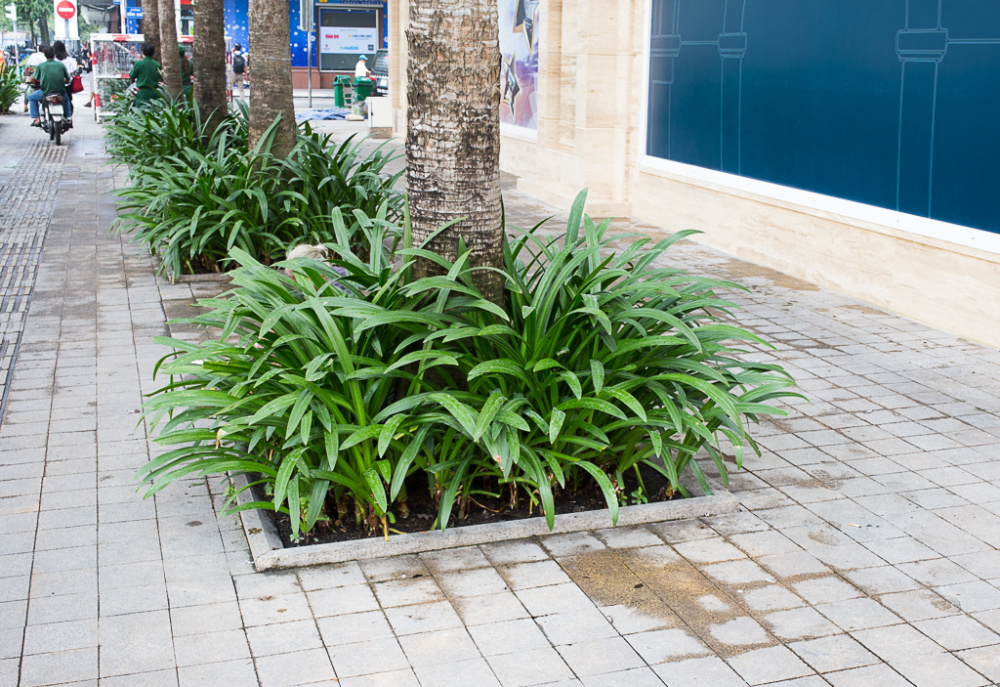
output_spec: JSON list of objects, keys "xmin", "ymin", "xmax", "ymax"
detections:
[{"xmin": 0, "ymin": 136, "xmax": 67, "ymax": 427}]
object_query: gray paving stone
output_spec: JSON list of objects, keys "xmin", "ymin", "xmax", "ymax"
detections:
[
  {"xmin": 436, "ymin": 566, "xmax": 509, "ymax": 598},
  {"xmin": 317, "ymin": 610, "xmax": 394, "ymax": 647},
  {"xmin": 22, "ymin": 618, "xmax": 98, "ymax": 655},
  {"xmin": 468, "ymin": 617, "xmax": 552, "ymax": 657},
  {"xmin": 297, "ymin": 562, "xmax": 366, "ymax": 590},
  {"xmin": 327, "ymin": 637, "xmax": 410, "ymax": 678},
  {"xmin": 791, "ymin": 576, "xmax": 863, "ymax": 605},
  {"xmin": 100, "ymin": 669, "xmax": 179, "ymax": 687},
  {"xmin": 535, "ymin": 609, "xmax": 620, "ymax": 646},
  {"xmin": 481, "ymin": 539, "xmax": 550, "ymax": 565},
  {"xmin": 384, "ymin": 600, "xmax": 463, "ymax": 636},
  {"xmin": 453, "ymin": 590, "xmax": 530, "ymax": 626},
  {"xmin": 843, "ymin": 566, "xmax": 920, "ymax": 595},
  {"xmin": 935, "ymin": 580, "xmax": 1000, "ymax": 613},
  {"xmin": 174, "ymin": 628, "xmax": 251, "ymax": 667},
  {"xmin": 254, "ymin": 648, "xmax": 337, "ymax": 687},
  {"xmin": 420, "ymin": 546, "xmax": 492, "ymax": 573},
  {"xmin": 600, "ymin": 603, "xmax": 678, "ymax": 635},
  {"xmin": 307, "ymin": 583, "xmax": 380, "ymax": 617},
  {"xmin": 762, "ymin": 608, "xmax": 841, "ymax": 641},
  {"xmin": 585, "ymin": 667, "xmax": 668, "ymax": 687},
  {"xmin": 624, "ymin": 627, "xmax": 712, "ymax": 664},
  {"xmin": 169, "ymin": 601, "xmax": 245, "ymax": 637},
  {"xmin": 913, "ymin": 614, "xmax": 1000, "ymax": 651},
  {"xmin": 878, "ymin": 589, "xmax": 959, "ymax": 622},
  {"xmin": 238, "ymin": 591, "xmax": 313, "ymax": 627},
  {"xmin": 709, "ymin": 616, "xmax": 771, "ymax": 647},
  {"xmin": 652, "ymin": 656, "xmax": 747, "ymax": 686},
  {"xmin": 726, "ymin": 645, "xmax": 814, "ymax": 685},
  {"xmin": 399, "ymin": 627, "xmax": 482, "ymax": 668},
  {"xmin": 359, "ymin": 555, "xmax": 428, "ymax": 582},
  {"xmin": 556, "ymin": 636, "xmax": 645, "ymax": 676},
  {"xmin": 373, "ymin": 577, "xmax": 444, "ymax": 608},
  {"xmin": 822, "ymin": 663, "xmax": 912, "ymax": 687},
  {"xmin": 517, "ymin": 583, "xmax": 595, "ymax": 617},
  {"xmin": 177, "ymin": 658, "xmax": 258, "ymax": 687},
  {"xmin": 594, "ymin": 525, "xmax": 664, "ymax": 549},
  {"xmin": 19, "ymin": 647, "xmax": 98, "ymax": 687},
  {"xmin": 956, "ymin": 646, "xmax": 1000, "ymax": 684},
  {"xmin": 487, "ymin": 647, "xmax": 575, "ymax": 686},
  {"xmin": 739, "ymin": 584, "xmax": 806, "ymax": 612},
  {"xmin": 338, "ymin": 668, "xmax": 421, "ymax": 687},
  {"xmin": 540, "ymin": 532, "xmax": 607, "ymax": 557},
  {"xmin": 500, "ymin": 559, "xmax": 571, "ymax": 590},
  {"xmin": 703, "ymin": 559, "xmax": 776, "ymax": 586},
  {"xmin": 99, "ymin": 610, "xmax": 175, "ymax": 677},
  {"xmin": 788, "ymin": 634, "xmax": 879, "ymax": 673}
]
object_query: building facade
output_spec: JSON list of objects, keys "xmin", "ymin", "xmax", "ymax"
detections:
[{"xmin": 390, "ymin": 0, "xmax": 1000, "ymax": 348}]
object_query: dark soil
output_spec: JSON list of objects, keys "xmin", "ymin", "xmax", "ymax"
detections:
[{"xmin": 268, "ymin": 462, "xmax": 683, "ymax": 548}]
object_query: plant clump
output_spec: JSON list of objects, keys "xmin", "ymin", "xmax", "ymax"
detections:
[
  {"xmin": 137, "ymin": 191, "xmax": 798, "ymax": 541},
  {"xmin": 108, "ymin": 98, "xmax": 403, "ymax": 279}
]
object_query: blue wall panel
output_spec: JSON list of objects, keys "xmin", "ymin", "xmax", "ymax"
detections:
[{"xmin": 646, "ymin": 0, "xmax": 1000, "ymax": 234}]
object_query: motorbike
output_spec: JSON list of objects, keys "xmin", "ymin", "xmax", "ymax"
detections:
[{"xmin": 39, "ymin": 91, "xmax": 71, "ymax": 146}]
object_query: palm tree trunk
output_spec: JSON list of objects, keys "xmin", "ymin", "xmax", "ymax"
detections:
[
  {"xmin": 406, "ymin": 0, "xmax": 504, "ymax": 305},
  {"xmin": 248, "ymin": 0, "xmax": 296, "ymax": 157},
  {"xmin": 158, "ymin": 0, "xmax": 182, "ymax": 97},
  {"xmin": 143, "ymin": 0, "xmax": 162, "ymax": 63},
  {"xmin": 193, "ymin": 0, "xmax": 227, "ymax": 134}
]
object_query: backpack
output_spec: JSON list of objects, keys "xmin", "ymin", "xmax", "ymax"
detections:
[{"xmin": 232, "ymin": 53, "xmax": 245, "ymax": 74}]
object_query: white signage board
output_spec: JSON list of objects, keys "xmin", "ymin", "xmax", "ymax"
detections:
[
  {"xmin": 53, "ymin": 0, "xmax": 80, "ymax": 40},
  {"xmin": 319, "ymin": 27, "xmax": 378, "ymax": 55}
]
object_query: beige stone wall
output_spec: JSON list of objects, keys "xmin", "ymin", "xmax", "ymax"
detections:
[{"xmin": 389, "ymin": 0, "xmax": 1000, "ymax": 349}]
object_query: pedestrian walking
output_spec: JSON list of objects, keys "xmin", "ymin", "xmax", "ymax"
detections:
[
  {"xmin": 129, "ymin": 42, "xmax": 162, "ymax": 107},
  {"xmin": 231, "ymin": 43, "xmax": 248, "ymax": 100}
]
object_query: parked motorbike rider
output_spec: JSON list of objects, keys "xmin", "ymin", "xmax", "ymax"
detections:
[{"xmin": 27, "ymin": 46, "xmax": 70, "ymax": 127}]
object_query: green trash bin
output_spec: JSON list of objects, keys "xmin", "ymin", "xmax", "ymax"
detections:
[
  {"xmin": 353, "ymin": 77, "xmax": 373, "ymax": 103},
  {"xmin": 332, "ymin": 79, "xmax": 345, "ymax": 108}
]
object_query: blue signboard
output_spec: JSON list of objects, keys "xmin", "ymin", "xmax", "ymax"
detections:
[
  {"xmin": 125, "ymin": 6, "xmax": 142, "ymax": 18},
  {"xmin": 647, "ymin": 0, "xmax": 1000, "ymax": 235}
]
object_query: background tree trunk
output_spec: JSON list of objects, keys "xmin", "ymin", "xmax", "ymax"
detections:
[
  {"xmin": 406, "ymin": 0, "xmax": 504, "ymax": 304},
  {"xmin": 248, "ymin": 0, "xmax": 296, "ymax": 158},
  {"xmin": 158, "ymin": 0, "xmax": 182, "ymax": 97},
  {"xmin": 193, "ymin": 0, "xmax": 227, "ymax": 134},
  {"xmin": 143, "ymin": 0, "xmax": 162, "ymax": 63}
]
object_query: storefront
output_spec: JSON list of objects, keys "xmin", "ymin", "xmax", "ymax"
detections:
[
  {"xmin": 221, "ymin": 0, "xmax": 386, "ymax": 89},
  {"xmin": 385, "ymin": 0, "xmax": 1000, "ymax": 348}
]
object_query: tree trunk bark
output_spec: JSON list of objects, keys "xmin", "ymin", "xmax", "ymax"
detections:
[
  {"xmin": 143, "ymin": 0, "xmax": 162, "ymax": 64},
  {"xmin": 193, "ymin": 0, "xmax": 227, "ymax": 134},
  {"xmin": 248, "ymin": 0, "xmax": 296, "ymax": 158},
  {"xmin": 158, "ymin": 0, "xmax": 182, "ymax": 98},
  {"xmin": 39, "ymin": 17, "xmax": 49, "ymax": 45},
  {"xmin": 406, "ymin": 0, "xmax": 504, "ymax": 305}
]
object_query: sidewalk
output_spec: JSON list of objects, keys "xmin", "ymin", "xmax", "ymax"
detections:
[{"xmin": 1, "ymin": 108, "xmax": 1000, "ymax": 687}]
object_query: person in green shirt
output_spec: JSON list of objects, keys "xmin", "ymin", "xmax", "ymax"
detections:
[
  {"xmin": 27, "ymin": 46, "xmax": 70, "ymax": 126},
  {"xmin": 179, "ymin": 46, "xmax": 194, "ymax": 101},
  {"xmin": 129, "ymin": 43, "xmax": 162, "ymax": 107}
]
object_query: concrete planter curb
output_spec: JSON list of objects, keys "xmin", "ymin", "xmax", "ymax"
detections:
[
  {"xmin": 174, "ymin": 271, "xmax": 234, "ymax": 284},
  {"xmin": 232, "ymin": 473, "xmax": 740, "ymax": 571}
]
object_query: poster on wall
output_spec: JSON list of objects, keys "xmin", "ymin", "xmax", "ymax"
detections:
[
  {"xmin": 499, "ymin": 0, "xmax": 540, "ymax": 130},
  {"xmin": 319, "ymin": 27, "xmax": 378, "ymax": 55}
]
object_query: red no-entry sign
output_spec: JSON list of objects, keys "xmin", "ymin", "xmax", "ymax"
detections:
[{"xmin": 55, "ymin": 0, "xmax": 76, "ymax": 20}]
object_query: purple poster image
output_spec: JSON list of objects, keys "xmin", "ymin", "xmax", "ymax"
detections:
[{"xmin": 499, "ymin": 0, "xmax": 540, "ymax": 130}]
